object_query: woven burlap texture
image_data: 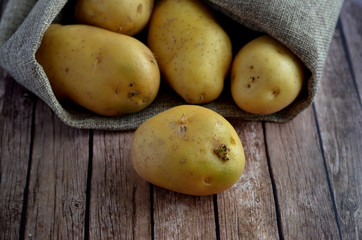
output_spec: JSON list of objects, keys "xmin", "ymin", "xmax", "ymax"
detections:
[{"xmin": 0, "ymin": 0, "xmax": 343, "ymax": 130}]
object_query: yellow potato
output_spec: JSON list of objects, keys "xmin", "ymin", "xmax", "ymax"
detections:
[
  {"xmin": 147, "ymin": 0, "xmax": 232, "ymax": 104},
  {"xmin": 231, "ymin": 35, "xmax": 305, "ymax": 115},
  {"xmin": 36, "ymin": 24, "xmax": 160, "ymax": 116},
  {"xmin": 74, "ymin": 0, "xmax": 154, "ymax": 36},
  {"xmin": 131, "ymin": 105, "xmax": 245, "ymax": 196}
]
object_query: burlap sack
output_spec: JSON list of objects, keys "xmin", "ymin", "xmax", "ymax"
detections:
[{"xmin": 0, "ymin": 0, "xmax": 343, "ymax": 130}]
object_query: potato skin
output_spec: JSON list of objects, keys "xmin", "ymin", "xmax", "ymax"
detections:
[
  {"xmin": 131, "ymin": 105, "xmax": 245, "ymax": 196},
  {"xmin": 36, "ymin": 24, "xmax": 160, "ymax": 116},
  {"xmin": 231, "ymin": 35, "xmax": 305, "ymax": 115},
  {"xmin": 147, "ymin": 0, "xmax": 232, "ymax": 104},
  {"xmin": 74, "ymin": 0, "xmax": 154, "ymax": 36}
]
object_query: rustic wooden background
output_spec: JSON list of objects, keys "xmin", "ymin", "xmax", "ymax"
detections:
[{"xmin": 1, "ymin": 0, "xmax": 361, "ymax": 239}]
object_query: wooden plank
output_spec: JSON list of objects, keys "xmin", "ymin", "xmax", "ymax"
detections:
[
  {"xmin": 153, "ymin": 187, "xmax": 216, "ymax": 240},
  {"xmin": 340, "ymin": 0, "xmax": 362, "ymax": 101},
  {"xmin": 24, "ymin": 100, "xmax": 89, "ymax": 240},
  {"xmin": 0, "ymin": 73, "xmax": 34, "ymax": 240},
  {"xmin": 217, "ymin": 120, "xmax": 279, "ymax": 240},
  {"xmin": 265, "ymin": 107, "xmax": 340, "ymax": 239},
  {"xmin": 314, "ymin": 24, "xmax": 362, "ymax": 240},
  {"xmin": 90, "ymin": 131, "xmax": 151, "ymax": 240}
]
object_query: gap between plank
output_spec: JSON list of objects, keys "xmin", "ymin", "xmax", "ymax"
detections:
[
  {"xmin": 212, "ymin": 194, "xmax": 221, "ymax": 240},
  {"xmin": 312, "ymin": 104, "xmax": 343, "ymax": 240},
  {"xmin": 19, "ymin": 98, "xmax": 37, "ymax": 240},
  {"xmin": 262, "ymin": 122, "xmax": 284, "ymax": 240},
  {"xmin": 84, "ymin": 130, "xmax": 94, "ymax": 240}
]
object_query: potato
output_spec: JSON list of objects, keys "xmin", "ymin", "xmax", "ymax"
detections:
[
  {"xmin": 74, "ymin": 0, "xmax": 154, "ymax": 36},
  {"xmin": 131, "ymin": 105, "xmax": 245, "ymax": 196},
  {"xmin": 231, "ymin": 35, "xmax": 305, "ymax": 115},
  {"xmin": 36, "ymin": 24, "xmax": 160, "ymax": 116},
  {"xmin": 147, "ymin": 0, "xmax": 232, "ymax": 104}
]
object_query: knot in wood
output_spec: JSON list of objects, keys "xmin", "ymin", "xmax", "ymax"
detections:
[
  {"xmin": 344, "ymin": 198, "xmax": 358, "ymax": 211},
  {"xmin": 10, "ymin": 200, "xmax": 23, "ymax": 210}
]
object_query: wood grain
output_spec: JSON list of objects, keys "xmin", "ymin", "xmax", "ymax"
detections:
[
  {"xmin": 0, "ymin": 73, "xmax": 34, "ymax": 240},
  {"xmin": 340, "ymin": 0, "xmax": 362, "ymax": 101},
  {"xmin": 217, "ymin": 120, "xmax": 279, "ymax": 240},
  {"xmin": 90, "ymin": 131, "xmax": 151, "ymax": 240},
  {"xmin": 24, "ymin": 100, "xmax": 89, "ymax": 240},
  {"xmin": 153, "ymin": 187, "xmax": 216, "ymax": 240},
  {"xmin": 265, "ymin": 107, "xmax": 340, "ymax": 239},
  {"xmin": 315, "ymin": 24, "xmax": 362, "ymax": 240}
]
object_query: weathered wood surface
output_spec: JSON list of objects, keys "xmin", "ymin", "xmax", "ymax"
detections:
[
  {"xmin": 315, "ymin": 12, "xmax": 362, "ymax": 239},
  {"xmin": 1, "ymin": 0, "xmax": 361, "ymax": 239},
  {"xmin": 340, "ymin": 0, "xmax": 362, "ymax": 101},
  {"xmin": 0, "ymin": 72, "xmax": 34, "ymax": 240},
  {"xmin": 23, "ymin": 100, "xmax": 89, "ymax": 240},
  {"xmin": 90, "ymin": 130, "xmax": 151, "ymax": 240},
  {"xmin": 265, "ymin": 108, "xmax": 340, "ymax": 239},
  {"xmin": 217, "ymin": 120, "xmax": 279, "ymax": 240}
]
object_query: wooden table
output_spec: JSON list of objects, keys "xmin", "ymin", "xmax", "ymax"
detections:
[{"xmin": 1, "ymin": 0, "xmax": 361, "ymax": 239}]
